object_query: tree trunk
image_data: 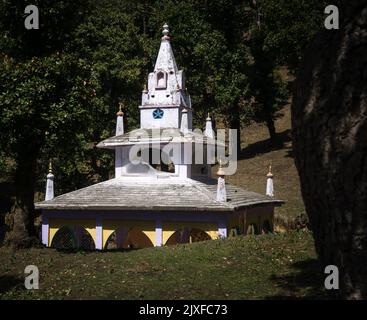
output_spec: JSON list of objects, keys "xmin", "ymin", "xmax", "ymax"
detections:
[
  {"xmin": 229, "ymin": 107, "xmax": 242, "ymax": 154},
  {"xmin": 265, "ymin": 116, "xmax": 277, "ymax": 143},
  {"xmin": 291, "ymin": 1, "xmax": 367, "ymax": 299},
  {"xmin": 4, "ymin": 154, "xmax": 38, "ymax": 248}
]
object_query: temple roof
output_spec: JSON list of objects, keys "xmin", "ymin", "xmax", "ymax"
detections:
[
  {"xmin": 35, "ymin": 177, "xmax": 283, "ymax": 212},
  {"xmin": 97, "ymin": 127, "xmax": 225, "ymax": 149}
]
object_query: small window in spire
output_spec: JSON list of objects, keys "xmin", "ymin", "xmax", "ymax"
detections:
[{"xmin": 156, "ymin": 71, "xmax": 166, "ymax": 89}]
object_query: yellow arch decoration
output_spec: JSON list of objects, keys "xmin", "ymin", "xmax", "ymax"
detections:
[
  {"xmin": 102, "ymin": 220, "xmax": 155, "ymax": 248},
  {"xmin": 162, "ymin": 221, "xmax": 218, "ymax": 245},
  {"xmin": 49, "ymin": 218, "xmax": 96, "ymax": 246}
]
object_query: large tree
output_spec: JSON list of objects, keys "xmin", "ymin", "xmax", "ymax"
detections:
[
  {"xmin": 243, "ymin": 0, "xmax": 333, "ymax": 142},
  {"xmin": 0, "ymin": 1, "xmax": 99, "ymax": 246},
  {"xmin": 292, "ymin": 1, "xmax": 367, "ymax": 298}
]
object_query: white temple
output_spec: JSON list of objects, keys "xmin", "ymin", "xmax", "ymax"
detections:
[{"xmin": 35, "ymin": 24, "xmax": 283, "ymax": 250}]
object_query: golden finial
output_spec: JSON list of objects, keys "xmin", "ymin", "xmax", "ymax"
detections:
[
  {"xmin": 143, "ymin": 83, "xmax": 148, "ymax": 93},
  {"xmin": 206, "ymin": 112, "xmax": 211, "ymax": 121},
  {"xmin": 162, "ymin": 23, "xmax": 170, "ymax": 40},
  {"xmin": 267, "ymin": 164, "xmax": 273, "ymax": 178},
  {"xmin": 216, "ymin": 157, "xmax": 225, "ymax": 176},
  {"xmin": 117, "ymin": 102, "xmax": 124, "ymax": 117},
  {"xmin": 48, "ymin": 160, "xmax": 53, "ymax": 174}
]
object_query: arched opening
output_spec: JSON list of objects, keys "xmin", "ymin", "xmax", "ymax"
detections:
[
  {"xmin": 51, "ymin": 226, "xmax": 76, "ymax": 249},
  {"xmin": 104, "ymin": 231, "xmax": 118, "ymax": 250},
  {"xmin": 166, "ymin": 228, "xmax": 211, "ymax": 246},
  {"xmin": 104, "ymin": 227, "xmax": 128, "ymax": 250},
  {"xmin": 124, "ymin": 228, "xmax": 154, "ymax": 249},
  {"xmin": 262, "ymin": 220, "xmax": 272, "ymax": 234},
  {"xmin": 166, "ymin": 228, "xmax": 190, "ymax": 246},
  {"xmin": 51, "ymin": 225, "xmax": 95, "ymax": 250},
  {"xmin": 143, "ymin": 148, "xmax": 174, "ymax": 173},
  {"xmin": 246, "ymin": 223, "xmax": 259, "ymax": 235},
  {"xmin": 78, "ymin": 227, "xmax": 96, "ymax": 250},
  {"xmin": 156, "ymin": 71, "xmax": 166, "ymax": 88},
  {"xmin": 190, "ymin": 228, "xmax": 211, "ymax": 242}
]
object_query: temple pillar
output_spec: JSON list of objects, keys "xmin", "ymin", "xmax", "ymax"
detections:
[
  {"xmin": 218, "ymin": 220, "xmax": 227, "ymax": 239},
  {"xmin": 41, "ymin": 215, "xmax": 49, "ymax": 246},
  {"xmin": 155, "ymin": 220, "xmax": 163, "ymax": 247},
  {"xmin": 96, "ymin": 217, "xmax": 103, "ymax": 250}
]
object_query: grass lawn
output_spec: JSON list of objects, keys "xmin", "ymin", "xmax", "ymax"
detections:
[{"xmin": 0, "ymin": 230, "xmax": 331, "ymax": 300}]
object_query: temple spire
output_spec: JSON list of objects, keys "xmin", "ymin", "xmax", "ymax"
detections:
[
  {"xmin": 140, "ymin": 23, "xmax": 191, "ymax": 129},
  {"xmin": 116, "ymin": 102, "xmax": 124, "ymax": 136},
  {"xmin": 45, "ymin": 161, "xmax": 54, "ymax": 201}
]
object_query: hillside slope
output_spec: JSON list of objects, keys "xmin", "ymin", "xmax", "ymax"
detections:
[
  {"xmin": 225, "ymin": 105, "xmax": 304, "ymax": 225},
  {"xmin": 0, "ymin": 231, "xmax": 327, "ymax": 300}
]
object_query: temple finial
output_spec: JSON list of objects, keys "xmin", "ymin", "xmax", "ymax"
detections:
[
  {"xmin": 117, "ymin": 102, "xmax": 124, "ymax": 117},
  {"xmin": 216, "ymin": 158, "xmax": 225, "ymax": 176},
  {"xmin": 267, "ymin": 164, "xmax": 273, "ymax": 177},
  {"xmin": 162, "ymin": 23, "xmax": 170, "ymax": 40},
  {"xmin": 48, "ymin": 160, "xmax": 53, "ymax": 174},
  {"xmin": 116, "ymin": 102, "xmax": 124, "ymax": 136}
]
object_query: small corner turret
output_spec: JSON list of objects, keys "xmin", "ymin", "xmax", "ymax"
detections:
[{"xmin": 115, "ymin": 102, "xmax": 124, "ymax": 136}]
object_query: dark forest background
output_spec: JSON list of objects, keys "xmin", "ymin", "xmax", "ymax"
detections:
[
  {"xmin": 2, "ymin": 0, "xmax": 366, "ymax": 300},
  {"xmin": 0, "ymin": 0, "xmax": 342, "ymax": 270},
  {"xmin": 0, "ymin": 0, "xmax": 330, "ymax": 199}
]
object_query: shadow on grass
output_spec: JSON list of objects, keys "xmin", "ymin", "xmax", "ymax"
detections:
[
  {"xmin": 55, "ymin": 247, "xmax": 140, "ymax": 254},
  {"xmin": 266, "ymin": 259, "xmax": 339, "ymax": 300},
  {"xmin": 239, "ymin": 129, "xmax": 292, "ymax": 160},
  {"xmin": 0, "ymin": 275, "xmax": 24, "ymax": 295},
  {"xmin": 55, "ymin": 248, "xmax": 96, "ymax": 254}
]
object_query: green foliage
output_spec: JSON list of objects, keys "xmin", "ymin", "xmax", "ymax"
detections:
[
  {"xmin": 251, "ymin": 0, "xmax": 334, "ymax": 72},
  {"xmin": 0, "ymin": 53, "xmax": 104, "ymax": 190},
  {"xmin": 67, "ymin": 0, "xmax": 152, "ymax": 132},
  {"xmin": 238, "ymin": 0, "xmax": 331, "ymax": 133},
  {"xmin": 0, "ymin": 0, "xmax": 331, "ymax": 201},
  {"xmin": 0, "ymin": 0, "xmax": 91, "ymax": 58},
  {"xmin": 0, "ymin": 1, "xmax": 109, "ymax": 199}
]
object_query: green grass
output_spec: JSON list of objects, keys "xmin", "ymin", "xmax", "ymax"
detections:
[{"xmin": 0, "ymin": 231, "xmax": 331, "ymax": 300}]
